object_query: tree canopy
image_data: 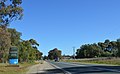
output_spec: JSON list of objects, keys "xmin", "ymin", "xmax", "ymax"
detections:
[
  {"xmin": 0, "ymin": 0, "xmax": 23, "ymax": 26},
  {"xmin": 48, "ymin": 48, "xmax": 62, "ymax": 60},
  {"xmin": 76, "ymin": 39, "xmax": 120, "ymax": 58},
  {"xmin": 0, "ymin": 0, "xmax": 42, "ymax": 63}
]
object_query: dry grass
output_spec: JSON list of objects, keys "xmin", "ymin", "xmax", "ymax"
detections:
[
  {"xmin": 63, "ymin": 58, "xmax": 120, "ymax": 65},
  {"xmin": 0, "ymin": 62, "xmax": 38, "ymax": 74}
]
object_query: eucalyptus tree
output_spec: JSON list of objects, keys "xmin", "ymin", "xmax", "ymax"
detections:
[
  {"xmin": 0, "ymin": 27, "xmax": 11, "ymax": 63},
  {"xmin": 0, "ymin": 0, "xmax": 23, "ymax": 63},
  {"xmin": 18, "ymin": 39, "xmax": 42, "ymax": 62},
  {"xmin": 117, "ymin": 39, "xmax": 120, "ymax": 57},
  {"xmin": 33, "ymin": 46, "xmax": 43, "ymax": 60},
  {"xmin": 0, "ymin": 0, "xmax": 23, "ymax": 27},
  {"xmin": 48, "ymin": 48, "xmax": 62, "ymax": 60},
  {"xmin": 98, "ymin": 42, "xmax": 106, "ymax": 51},
  {"xmin": 110, "ymin": 41, "xmax": 118, "ymax": 57},
  {"xmin": 8, "ymin": 28, "xmax": 22, "ymax": 46}
]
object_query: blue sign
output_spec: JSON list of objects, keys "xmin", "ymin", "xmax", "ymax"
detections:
[{"xmin": 9, "ymin": 59, "xmax": 18, "ymax": 64}]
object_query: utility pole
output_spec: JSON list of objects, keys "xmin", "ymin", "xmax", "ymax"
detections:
[{"xmin": 73, "ymin": 47, "xmax": 75, "ymax": 59}]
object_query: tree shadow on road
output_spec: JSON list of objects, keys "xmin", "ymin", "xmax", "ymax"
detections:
[
  {"xmin": 31, "ymin": 65, "xmax": 120, "ymax": 74},
  {"xmin": 62, "ymin": 65, "xmax": 120, "ymax": 74},
  {"xmin": 30, "ymin": 68, "xmax": 64, "ymax": 74}
]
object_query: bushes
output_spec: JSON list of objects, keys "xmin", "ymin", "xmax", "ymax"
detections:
[{"xmin": 76, "ymin": 39, "xmax": 120, "ymax": 58}]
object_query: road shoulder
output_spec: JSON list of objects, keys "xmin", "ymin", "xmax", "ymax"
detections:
[{"xmin": 27, "ymin": 61, "xmax": 64, "ymax": 74}]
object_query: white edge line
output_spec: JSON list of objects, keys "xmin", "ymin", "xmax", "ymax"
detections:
[
  {"xmin": 48, "ymin": 61, "xmax": 120, "ymax": 73},
  {"xmin": 48, "ymin": 62, "xmax": 72, "ymax": 74},
  {"xmin": 61, "ymin": 62, "xmax": 120, "ymax": 73}
]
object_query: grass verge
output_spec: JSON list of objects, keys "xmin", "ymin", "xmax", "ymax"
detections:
[
  {"xmin": 0, "ymin": 62, "xmax": 39, "ymax": 74},
  {"xmin": 63, "ymin": 58, "xmax": 120, "ymax": 66}
]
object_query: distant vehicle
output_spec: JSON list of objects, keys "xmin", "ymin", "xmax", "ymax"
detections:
[{"xmin": 54, "ymin": 57, "xmax": 59, "ymax": 62}]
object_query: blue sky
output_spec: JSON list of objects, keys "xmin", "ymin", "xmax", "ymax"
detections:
[{"xmin": 10, "ymin": 0, "xmax": 120, "ymax": 55}]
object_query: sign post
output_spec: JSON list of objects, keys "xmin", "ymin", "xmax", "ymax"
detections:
[{"xmin": 9, "ymin": 46, "xmax": 18, "ymax": 65}]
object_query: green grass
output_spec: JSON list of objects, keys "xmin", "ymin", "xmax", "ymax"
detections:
[
  {"xmin": 63, "ymin": 58, "xmax": 120, "ymax": 66},
  {"xmin": 0, "ymin": 62, "xmax": 38, "ymax": 74}
]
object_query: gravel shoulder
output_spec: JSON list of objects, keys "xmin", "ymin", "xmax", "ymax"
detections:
[{"xmin": 27, "ymin": 61, "xmax": 64, "ymax": 74}]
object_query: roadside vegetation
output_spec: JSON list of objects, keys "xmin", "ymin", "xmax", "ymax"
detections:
[
  {"xmin": 0, "ymin": 62, "xmax": 39, "ymax": 74},
  {"xmin": 0, "ymin": 0, "xmax": 43, "ymax": 63},
  {"xmin": 76, "ymin": 39, "xmax": 120, "ymax": 58},
  {"xmin": 63, "ymin": 57, "xmax": 120, "ymax": 65},
  {"xmin": 0, "ymin": 1, "xmax": 43, "ymax": 73},
  {"xmin": 47, "ymin": 48, "xmax": 62, "ymax": 60},
  {"xmin": 63, "ymin": 39, "xmax": 120, "ymax": 65}
]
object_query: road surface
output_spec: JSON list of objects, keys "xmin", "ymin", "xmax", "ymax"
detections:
[
  {"xmin": 48, "ymin": 61, "xmax": 120, "ymax": 74},
  {"xmin": 27, "ymin": 61, "xmax": 64, "ymax": 74}
]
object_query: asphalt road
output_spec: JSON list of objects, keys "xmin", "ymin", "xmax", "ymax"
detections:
[{"xmin": 48, "ymin": 61, "xmax": 120, "ymax": 74}]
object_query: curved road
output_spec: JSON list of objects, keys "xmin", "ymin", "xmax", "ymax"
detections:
[{"xmin": 48, "ymin": 61, "xmax": 120, "ymax": 74}]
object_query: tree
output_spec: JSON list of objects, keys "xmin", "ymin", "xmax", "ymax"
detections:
[
  {"xmin": 98, "ymin": 40, "xmax": 113, "ymax": 56},
  {"xmin": 76, "ymin": 39, "xmax": 120, "ymax": 58},
  {"xmin": 98, "ymin": 42, "xmax": 106, "ymax": 50},
  {"xmin": 117, "ymin": 39, "xmax": 120, "ymax": 57},
  {"xmin": 29, "ymin": 39, "xmax": 39, "ymax": 46},
  {"xmin": 0, "ymin": 27, "xmax": 11, "ymax": 63},
  {"xmin": 76, "ymin": 44, "xmax": 102, "ymax": 58},
  {"xmin": 0, "ymin": 1, "xmax": 43, "ymax": 63},
  {"xmin": 8, "ymin": 28, "xmax": 22, "ymax": 46},
  {"xmin": 48, "ymin": 48, "xmax": 62, "ymax": 60},
  {"xmin": 0, "ymin": 0, "xmax": 23, "ymax": 26},
  {"xmin": 104, "ymin": 39, "xmax": 112, "ymax": 51},
  {"xmin": 43, "ymin": 55, "xmax": 48, "ymax": 60},
  {"xmin": 33, "ymin": 46, "xmax": 43, "ymax": 60},
  {"xmin": 18, "ymin": 39, "xmax": 42, "ymax": 62},
  {"xmin": 0, "ymin": 0, "xmax": 23, "ymax": 63},
  {"xmin": 110, "ymin": 41, "xmax": 118, "ymax": 57},
  {"xmin": 104, "ymin": 39, "xmax": 110, "ymax": 44}
]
